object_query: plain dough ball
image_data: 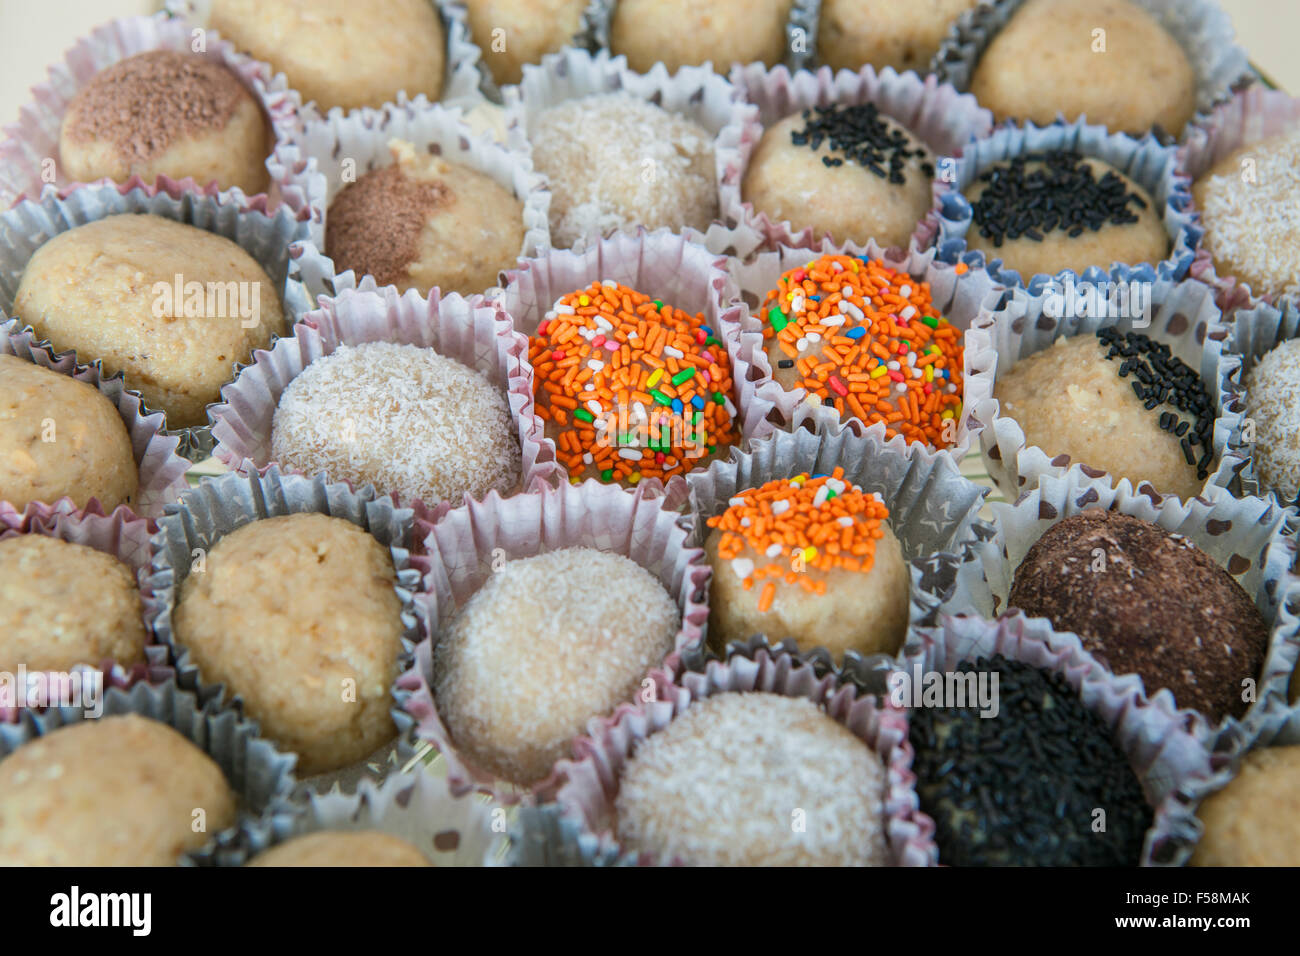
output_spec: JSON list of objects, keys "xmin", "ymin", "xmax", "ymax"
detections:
[
  {"xmin": 743, "ymin": 111, "xmax": 933, "ymax": 248},
  {"xmin": 0, "ymin": 354, "xmax": 138, "ymax": 513},
  {"xmin": 994, "ymin": 335, "xmax": 1203, "ymax": 499},
  {"xmin": 819, "ymin": 0, "xmax": 981, "ymax": 74},
  {"xmin": 173, "ymin": 513, "xmax": 404, "ymax": 775},
  {"xmin": 14, "ymin": 215, "xmax": 285, "ymax": 428},
  {"xmin": 964, "ymin": 157, "xmax": 1167, "ymax": 278},
  {"xmin": 969, "ymin": 0, "xmax": 1197, "ymax": 136},
  {"xmin": 209, "ymin": 0, "xmax": 445, "ymax": 112},
  {"xmin": 611, "ymin": 0, "xmax": 793, "ymax": 74},
  {"xmin": 1191, "ymin": 746, "xmax": 1300, "ymax": 866},
  {"xmin": 466, "ymin": 0, "xmax": 587, "ymax": 86},
  {"xmin": 0, "ymin": 535, "xmax": 146, "ymax": 672},
  {"xmin": 705, "ymin": 523, "xmax": 909, "ymax": 660},
  {"xmin": 248, "ymin": 830, "xmax": 431, "ymax": 866},
  {"xmin": 0, "ymin": 714, "xmax": 236, "ymax": 865}
]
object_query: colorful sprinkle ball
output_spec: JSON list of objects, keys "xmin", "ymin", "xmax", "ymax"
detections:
[
  {"xmin": 529, "ymin": 279, "xmax": 739, "ymax": 484},
  {"xmin": 791, "ymin": 102, "xmax": 935, "ymax": 183},
  {"xmin": 758, "ymin": 253, "xmax": 965, "ymax": 447},
  {"xmin": 706, "ymin": 468, "xmax": 890, "ymax": 613}
]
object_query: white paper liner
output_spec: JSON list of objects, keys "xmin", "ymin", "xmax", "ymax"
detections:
[
  {"xmin": 968, "ymin": 268, "xmax": 1247, "ymax": 502},
  {"xmin": 497, "ymin": 228, "xmax": 777, "ymax": 501},
  {"xmin": 0, "ymin": 179, "xmax": 314, "ymax": 460},
  {"xmin": 1180, "ymin": 87, "xmax": 1300, "ymax": 317},
  {"xmin": 725, "ymin": 62, "xmax": 993, "ymax": 252},
  {"xmin": 0, "ymin": 12, "xmax": 304, "ymax": 207},
  {"xmin": 267, "ymin": 97, "xmax": 551, "ymax": 291},
  {"xmin": 503, "ymin": 46, "xmax": 762, "ymax": 250},
  {"xmin": 903, "ymin": 613, "xmax": 1218, "ymax": 866},
  {"xmin": 140, "ymin": 467, "xmax": 427, "ymax": 793},
  {"xmin": 0, "ymin": 677, "xmax": 299, "ymax": 866},
  {"xmin": 394, "ymin": 478, "xmax": 712, "ymax": 802},
  {"xmin": 919, "ymin": 118, "xmax": 1201, "ymax": 290},
  {"xmin": 0, "ymin": 319, "xmax": 192, "ymax": 522},
  {"xmin": 955, "ymin": 468, "xmax": 1297, "ymax": 737},
  {"xmin": 725, "ymin": 239, "xmax": 1002, "ymax": 464},
  {"xmin": 545, "ymin": 639, "xmax": 939, "ymax": 866},
  {"xmin": 929, "ymin": 0, "xmax": 1254, "ymax": 140}
]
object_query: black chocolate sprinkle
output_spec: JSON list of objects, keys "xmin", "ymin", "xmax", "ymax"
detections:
[{"xmin": 790, "ymin": 102, "xmax": 927, "ymax": 185}]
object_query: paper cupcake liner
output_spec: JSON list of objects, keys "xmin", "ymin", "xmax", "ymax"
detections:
[
  {"xmin": 498, "ymin": 228, "xmax": 777, "ymax": 500},
  {"xmin": 504, "ymin": 803, "xmax": 644, "ymax": 866},
  {"xmin": 902, "ymin": 613, "xmax": 1218, "ymax": 865},
  {"xmin": 0, "ymin": 12, "xmax": 304, "ymax": 208},
  {"xmin": 140, "ymin": 467, "xmax": 427, "ymax": 793},
  {"xmin": 0, "ymin": 677, "xmax": 299, "ymax": 865},
  {"xmin": 395, "ymin": 478, "xmax": 712, "ymax": 802},
  {"xmin": 921, "ymin": 118, "xmax": 1200, "ymax": 290},
  {"xmin": 0, "ymin": 319, "xmax": 192, "ymax": 521},
  {"xmin": 503, "ymin": 46, "xmax": 762, "ymax": 251},
  {"xmin": 968, "ymin": 267, "xmax": 1247, "ymax": 502},
  {"xmin": 268, "ymin": 97, "xmax": 551, "ymax": 292},
  {"xmin": 724, "ymin": 238, "xmax": 1003, "ymax": 463},
  {"xmin": 929, "ymin": 0, "xmax": 1253, "ymax": 141},
  {"xmin": 956, "ymin": 468, "xmax": 1297, "ymax": 737},
  {"xmin": 725, "ymin": 62, "xmax": 994, "ymax": 252},
  {"xmin": 0, "ymin": 179, "xmax": 313, "ymax": 460},
  {"xmin": 545, "ymin": 639, "xmax": 939, "ymax": 866},
  {"xmin": 1180, "ymin": 88, "xmax": 1300, "ymax": 317},
  {"xmin": 209, "ymin": 285, "xmax": 560, "ymax": 503}
]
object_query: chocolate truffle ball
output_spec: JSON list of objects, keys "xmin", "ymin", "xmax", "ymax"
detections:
[
  {"xmin": 248, "ymin": 830, "xmax": 431, "ymax": 866},
  {"xmin": 1008, "ymin": 510, "xmax": 1269, "ymax": 721},
  {"xmin": 1191, "ymin": 745, "xmax": 1300, "ymax": 866},
  {"xmin": 610, "ymin": 0, "xmax": 793, "ymax": 75}
]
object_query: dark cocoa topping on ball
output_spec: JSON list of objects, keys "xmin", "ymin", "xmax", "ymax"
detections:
[
  {"xmin": 325, "ymin": 165, "xmax": 451, "ymax": 287},
  {"xmin": 64, "ymin": 50, "xmax": 254, "ymax": 163},
  {"xmin": 1008, "ymin": 510, "xmax": 1267, "ymax": 722}
]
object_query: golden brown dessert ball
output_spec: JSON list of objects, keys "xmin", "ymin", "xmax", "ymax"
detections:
[
  {"xmin": 819, "ymin": 0, "xmax": 981, "ymax": 75},
  {"xmin": 247, "ymin": 830, "xmax": 431, "ymax": 866},
  {"xmin": 1191, "ymin": 746, "xmax": 1300, "ymax": 866},
  {"xmin": 465, "ymin": 0, "xmax": 588, "ymax": 86},
  {"xmin": 611, "ymin": 0, "xmax": 793, "ymax": 75}
]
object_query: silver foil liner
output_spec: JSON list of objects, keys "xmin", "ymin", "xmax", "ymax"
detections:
[
  {"xmin": 0, "ymin": 319, "xmax": 192, "ymax": 521},
  {"xmin": 395, "ymin": 477, "xmax": 712, "ymax": 802},
  {"xmin": 0, "ymin": 180, "xmax": 314, "ymax": 460},
  {"xmin": 967, "ymin": 268, "xmax": 1248, "ymax": 501},
  {"xmin": 0, "ymin": 677, "xmax": 299, "ymax": 866},
  {"xmin": 903, "ymin": 613, "xmax": 1218, "ymax": 866},
  {"xmin": 545, "ymin": 639, "xmax": 940, "ymax": 866}
]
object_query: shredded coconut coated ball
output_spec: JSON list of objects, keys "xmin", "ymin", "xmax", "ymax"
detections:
[{"xmin": 1245, "ymin": 338, "xmax": 1300, "ymax": 501}]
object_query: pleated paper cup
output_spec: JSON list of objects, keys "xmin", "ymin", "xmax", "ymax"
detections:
[
  {"xmin": 395, "ymin": 478, "xmax": 711, "ymax": 803},
  {"xmin": 0, "ymin": 678, "xmax": 299, "ymax": 866},
  {"xmin": 968, "ymin": 268, "xmax": 1247, "ymax": 502},
  {"xmin": 504, "ymin": 803, "xmax": 640, "ymax": 866},
  {"xmin": 545, "ymin": 639, "xmax": 939, "ymax": 866},
  {"xmin": 0, "ymin": 12, "xmax": 303, "ymax": 207},
  {"xmin": 0, "ymin": 319, "xmax": 191, "ymax": 522},
  {"xmin": 725, "ymin": 62, "xmax": 993, "ymax": 252}
]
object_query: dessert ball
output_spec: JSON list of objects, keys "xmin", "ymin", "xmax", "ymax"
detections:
[
  {"xmin": 969, "ymin": 0, "xmax": 1197, "ymax": 136},
  {"xmin": 819, "ymin": 0, "xmax": 981, "ymax": 74},
  {"xmin": 271, "ymin": 341, "xmax": 522, "ymax": 504},
  {"xmin": 742, "ymin": 103, "xmax": 935, "ymax": 248},
  {"xmin": 14, "ymin": 214, "xmax": 285, "ymax": 427},
  {"xmin": 248, "ymin": 830, "xmax": 431, "ymax": 866},
  {"xmin": 611, "ymin": 0, "xmax": 792, "ymax": 75},
  {"xmin": 1193, "ymin": 128, "xmax": 1300, "ymax": 301},
  {"xmin": 531, "ymin": 93, "xmax": 717, "ymax": 247},
  {"xmin": 615, "ymin": 693, "xmax": 889, "ymax": 866},
  {"xmin": 59, "ymin": 50, "xmax": 270, "ymax": 195},
  {"xmin": 704, "ymin": 470, "xmax": 910, "ymax": 660},
  {"xmin": 1243, "ymin": 338, "xmax": 1300, "ymax": 501},
  {"xmin": 1008, "ymin": 510, "xmax": 1269, "ymax": 722},
  {"xmin": 326, "ymin": 139, "xmax": 525, "ymax": 296},
  {"xmin": 465, "ymin": 0, "xmax": 587, "ymax": 87},
  {"xmin": 209, "ymin": 0, "xmax": 445, "ymax": 112},
  {"xmin": 432, "ymin": 547, "xmax": 679, "ymax": 784},
  {"xmin": 758, "ymin": 254, "xmax": 964, "ymax": 447},
  {"xmin": 0, "ymin": 535, "xmax": 147, "ymax": 672},
  {"xmin": 963, "ymin": 150, "xmax": 1168, "ymax": 279},
  {"xmin": 0, "ymin": 714, "xmax": 237, "ymax": 865},
  {"xmin": 994, "ymin": 329, "xmax": 1215, "ymax": 499},
  {"xmin": 173, "ymin": 513, "xmax": 404, "ymax": 775},
  {"xmin": 1191, "ymin": 746, "xmax": 1300, "ymax": 866},
  {"xmin": 0, "ymin": 355, "xmax": 138, "ymax": 512},
  {"xmin": 909, "ymin": 655, "xmax": 1151, "ymax": 865},
  {"xmin": 528, "ymin": 280, "xmax": 739, "ymax": 485}
]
